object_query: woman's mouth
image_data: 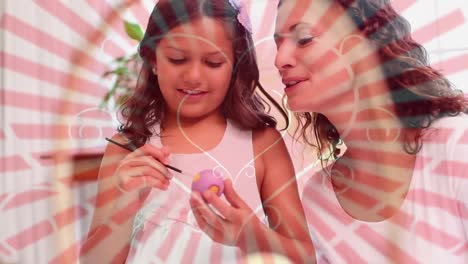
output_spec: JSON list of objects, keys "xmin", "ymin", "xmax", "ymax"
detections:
[
  {"xmin": 283, "ymin": 79, "xmax": 307, "ymax": 93},
  {"xmin": 285, "ymin": 80, "xmax": 302, "ymax": 87}
]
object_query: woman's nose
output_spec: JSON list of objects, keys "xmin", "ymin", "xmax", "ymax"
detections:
[{"xmin": 274, "ymin": 42, "xmax": 297, "ymax": 72}]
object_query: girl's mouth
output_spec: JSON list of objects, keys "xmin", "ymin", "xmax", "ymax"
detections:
[
  {"xmin": 178, "ymin": 89, "xmax": 207, "ymax": 95},
  {"xmin": 177, "ymin": 89, "xmax": 208, "ymax": 102}
]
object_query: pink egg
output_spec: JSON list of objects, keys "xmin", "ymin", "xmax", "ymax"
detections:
[{"xmin": 191, "ymin": 169, "xmax": 224, "ymax": 196}]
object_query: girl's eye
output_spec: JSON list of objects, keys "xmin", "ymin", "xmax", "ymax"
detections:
[
  {"xmin": 206, "ymin": 61, "xmax": 223, "ymax": 68},
  {"xmin": 168, "ymin": 58, "xmax": 186, "ymax": 64}
]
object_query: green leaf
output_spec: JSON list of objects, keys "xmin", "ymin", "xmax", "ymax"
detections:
[
  {"xmin": 114, "ymin": 67, "xmax": 129, "ymax": 75},
  {"xmin": 124, "ymin": 21, "xmax": 143, "ymax": 41}
]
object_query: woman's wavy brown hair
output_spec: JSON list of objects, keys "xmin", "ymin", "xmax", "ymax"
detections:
[
  {"xmin": 119, "ymin": 0, "xmax": 287, "ymax": 147},
  {"xmin": 293, "ymin": 0, "xmax": 468, "ymax": 160}
]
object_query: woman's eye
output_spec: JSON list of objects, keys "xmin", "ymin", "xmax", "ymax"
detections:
[
  {"xmin": 296, "ymin": 36, "xmax": 315, "ymax": 46},
  {"xmin": 168, "ymin": 58, "xmax": 186, "ymax": 64},
  {"xmin": 206, "ymin": 61, "xmax": 223, "ymax": 68}
]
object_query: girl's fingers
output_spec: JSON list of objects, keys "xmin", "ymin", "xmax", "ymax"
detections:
[
  {"xmin": 202, "ymin": 191, "xmax": 232, "ymax": 219},
  {"xmin": 190, "ymin": 192, "xmax": 225, "ymax": 230},
  {"xmin": 119, "ymin": 164, "xmax": 170, "ymax": 183},
  {"xmin": 190, "ymin": 193, "xmax": 229, "ymax": 244},
  {"xmin": 127, "ymin": 144, "xmax": 170, "ymax": 165},
  {"xmin": 118, "ymin": 166, "xmax": 170, "ymax": 192},
  {"xmin": 120, "ymin": 175, "xmax": 169, "ymax": 192},
  {"xmin": 222, "ymin": 179, "xmax": 247, "ymax": 209},
  {"xmin": 120, "ymin": 156, "xmax": 172, "ymax": 179}
]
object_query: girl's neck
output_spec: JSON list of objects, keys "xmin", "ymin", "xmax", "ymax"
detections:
[
  {"xmin": 161, "ymin": 110, "xmax": 226, "ymax": 131},
  {"xmin": 158, "ymin": 110, "xmax": 227, "ymax": 154}
]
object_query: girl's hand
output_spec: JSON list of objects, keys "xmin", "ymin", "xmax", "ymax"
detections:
[
  {"xmin": 115, "ymin": 143, "xmax": 173, "ymax": 194},
  {"xmin": 189, "ymin": 179, "xmax": 263, "ymax": 247}
]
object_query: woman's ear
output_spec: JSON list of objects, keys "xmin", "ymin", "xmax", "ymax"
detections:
[{"xmin": 337, "ymin": 34, "xmax": 364, "ymax": 55}]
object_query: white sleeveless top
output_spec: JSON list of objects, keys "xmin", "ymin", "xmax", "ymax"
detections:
[
  {"xmin": 126, "ymin": 120, "xmax": 267, "ymax": 263},
  {"xmin": 302, "ymin": 115, "xmax": 468, "ymax": 263}
]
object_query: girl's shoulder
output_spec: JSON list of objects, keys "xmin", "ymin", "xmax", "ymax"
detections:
[
  {"xmin": 252, "ymin": 127, "xmax": 285, "ymax": 150},
  {"xmin": 252, "ymin": 127, "xmax": 290, "ymax": 172},
  {"xmin": 104, "ymin": 133, "xmax": 132, "ymax": 156}
]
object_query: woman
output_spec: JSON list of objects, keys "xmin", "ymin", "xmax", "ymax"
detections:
[{"xmin": 274, "ymin": 0, "xmax": 468, "ymax": 263}]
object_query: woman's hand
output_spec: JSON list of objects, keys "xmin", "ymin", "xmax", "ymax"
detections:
[
  {"xmin": 189, "ymin": 179, "xmax": 263, "ymax": 247},
  {"xmin": 115, "ymin": 143, "xmax": 173, "ymax": 194}
]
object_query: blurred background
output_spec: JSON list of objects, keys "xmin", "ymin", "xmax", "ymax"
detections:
[{"xmin": 1, "ymin": 0, "xmax": 467, "ymax": 263}]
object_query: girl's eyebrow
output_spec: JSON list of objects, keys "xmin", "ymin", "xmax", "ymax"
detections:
[
  {"xmin": 165, "ymin": 46, "xmax": 225, "ymax": 56},
  {"xmin": 165, "ymin": 46, "xmax": 186, "ymax": 53}
]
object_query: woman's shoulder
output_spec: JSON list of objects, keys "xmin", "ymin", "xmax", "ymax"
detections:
[
  {"xmin": 421, "ymin": 114, "xmax": 468, "ymax": 142},
  {"xmin": 432, "ymin": 113, "xmax": 468, "ymax": 127},
  {"xmin": 419, "ymin": 114, "xmax": 468, "ymax": 198}
]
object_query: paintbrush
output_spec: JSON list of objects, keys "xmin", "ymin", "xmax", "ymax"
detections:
[
  {"xmin": 105, "ymin": 137, "xmax": 183, "ymax": 174},
  {"xmin": 105, "ymin": 137, "xmax": 194, "ymax": 193}
]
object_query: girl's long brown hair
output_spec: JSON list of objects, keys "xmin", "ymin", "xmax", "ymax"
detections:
[
  {"xmin": 119, "ymin": 0, "xmax": 288, "ymax": 147},
  {"xmin": 294, "ymin": 0, "xmax": 468, "ymax": 160}
]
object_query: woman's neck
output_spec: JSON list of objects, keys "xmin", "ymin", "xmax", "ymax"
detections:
[{"xmin": 324, "ymin": 65, "xmax": 418, "ymax": 199}]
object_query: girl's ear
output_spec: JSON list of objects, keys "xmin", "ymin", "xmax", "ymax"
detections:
[{"xmin": 151, "ymin": 61, "xmax": 157, "ymax": 75}]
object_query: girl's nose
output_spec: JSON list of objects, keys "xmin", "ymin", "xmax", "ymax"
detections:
[{"xmin": 183, "ymin": 62, "xmax": 202, "ymax": 88}]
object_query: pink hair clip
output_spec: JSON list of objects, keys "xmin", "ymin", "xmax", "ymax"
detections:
[{"xmin": 228, "ymin": 0, "xmax": 252, "ymax": 33}]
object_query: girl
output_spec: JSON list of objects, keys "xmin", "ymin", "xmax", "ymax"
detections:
[
  {"xmin": 81, "ymin": 0, "xmax": 314, "ymax": 263},
  {"xmin": 274, "ymin": 0, "xmax": 468, "ymax": 263}
]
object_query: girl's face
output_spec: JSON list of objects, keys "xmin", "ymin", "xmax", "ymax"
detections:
[
  {"xmin": 274, "ymin": 0, "xmax": 359, "ymax": 114},
  {"xmin": 155, "ymin": 17, "xmax": 234, "ymax": 119}
]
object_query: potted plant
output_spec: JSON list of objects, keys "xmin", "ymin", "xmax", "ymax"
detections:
[{"xmin": 100, "ymin": 21, "xmax": 144, "ymax": 110}]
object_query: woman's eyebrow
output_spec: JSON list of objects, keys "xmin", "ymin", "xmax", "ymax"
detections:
[{"xmin": 275, "ymin": 22, "xmax": 310, "ymax": 37}]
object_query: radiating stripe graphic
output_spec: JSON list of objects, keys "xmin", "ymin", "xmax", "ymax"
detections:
[{"xmin": 0, "ymin": 1, "xmax": 467, "ymax": 263}]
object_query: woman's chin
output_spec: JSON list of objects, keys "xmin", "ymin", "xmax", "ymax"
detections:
[{"xmin": 287, "ymin": 100, "xmax": 319, "ymax": 113}]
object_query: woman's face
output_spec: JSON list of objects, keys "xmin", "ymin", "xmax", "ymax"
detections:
[
  {"xmin": 155, "ymin": 17, "xmax": 234, "ymax": 119},
  {"xmin": 274, "ymin": 0, "xmax": 360, "ymax": 113}
]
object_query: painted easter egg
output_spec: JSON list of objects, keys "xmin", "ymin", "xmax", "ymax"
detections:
[{"xmin": 191, "ymin": 169, "xmax": 224, "ymax": 196}]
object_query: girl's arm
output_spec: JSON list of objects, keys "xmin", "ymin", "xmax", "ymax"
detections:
[
  {"xmin": 252, "ymin": 127, "xmax": 316, "ymax": 262},
  {"xmin": 80, "ymin": 134, "xmax": 137, "ymax": 264},
  {"xmin": 190, "ymin": 128, "xmax": 316, "ymax": 263},
  {"xmin": 80, "ymin": 134, "xmax": 171, "ymax": 264}
]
